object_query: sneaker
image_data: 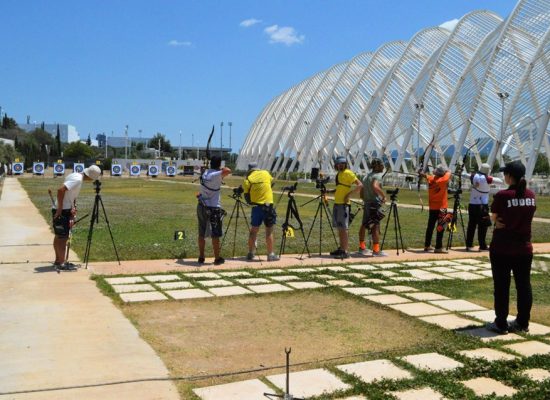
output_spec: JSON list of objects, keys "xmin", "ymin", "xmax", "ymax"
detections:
[
  {"xmin": 466, "ymin": 247, "xmax": 475, "ymax": 252},
  {"xmin": 423, "ymin": 246, "xmax": 434, "ymax": 252},
  {"xmin": 330, "ymin": 248, "xmax": 344, "ymax": 256},
  {"xmin": 335, "ymin": 251, "xmax": 350, "ymax": 259},
  {"xmin": 508, "ymin": 320, "xmax": 529, "ymax": 333},
  {"xmin": 372, "ymin": 251, "xmax": 388, "ymax": 257},
  {"xmin": 246, "ymin": 252, "xmax": 255, "ymax": 261},
  {"xmin": 63, "ymin": 262, "xmax": 79, "ymax": 269},
  {"xmin": 434, "ymin": 248, "xmax": 448, "ymax": 254},
  {"xmin": 486, "ymin": 321, "xmax": 508, "ymax": 335},
  {"xmin": 213, "ymin": 257, "xmax": 225, "ymax": 265},
  {"xmin": 358, "ymin": 248, "xmax": 372, "ymax": 256},
  {"xmin": 197, "ymin": 257, "xmax": 205, "ymax": 264},
  {"xmin": 479, "ymin": 246, "xmax": 489, "ymax": 252},
  {"xmin": 267, "ymin": 253, "xmax": 280, "ymax": 262}
]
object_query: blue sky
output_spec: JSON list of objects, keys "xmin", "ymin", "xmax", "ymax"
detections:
[{"xmin": 1, "ymin": 0, "xmax": 518, "ymax": 152}]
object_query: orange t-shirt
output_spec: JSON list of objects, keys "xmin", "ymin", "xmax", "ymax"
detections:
[{"xmin": 427, "ymin": 171, "xmax": 451, "ymax": 210}]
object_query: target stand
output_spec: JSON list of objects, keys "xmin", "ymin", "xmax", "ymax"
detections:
[
  {"xmin": 73, "ymin": 163, "xmax": 85, "ymax": 174},
  {"xmin": 111, "ymin": 164, "xmax": 122, "ymax": 177},
  {"xmin": 53, "ymin": 161, "xmax": 65, "ymax": 177},
  {"xmin": 148, "ymin": 164, "xmax": 159, "ymax": 178},
  {"xmin": 129, "ymin": 164, "xmax": 141, "ymax": 177},
  {"xmin": 33, "ymin": 162, "xmax": 45, "ymax": 176},
  {"xmin": 166, "ymin": 165, "xmax": 177, "ymax": 177},
  {"xmin": 12, "ymin": 162, "xmax": 24, "ymax": 175}
]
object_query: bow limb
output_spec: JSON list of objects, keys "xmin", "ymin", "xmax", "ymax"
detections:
[
  {"xmin": 204, "ymin": 125, "xmax": 215, "ymax": 169},
  {"xmin": 416, "ymin": 135, "xmax": 435, "ymax": 212}
]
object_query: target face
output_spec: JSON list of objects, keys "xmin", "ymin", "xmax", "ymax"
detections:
[
  {"xmin": 111, "ymin": 165, "xmax": 122, "ymax": 176},
  {"xmin": 148, "ymin": 165, "xmax": 159, "ymax": 176},
  {"xmin": 33, "ymin": 163, "xmax": 44, "ymax": 174},
  {"xmin": 13, "ymin": 163, "xmax": 24, "ymax": 174},
  {"xmin": 74, "ymin": 163, "xmax": 85, "ymax": 173},
  {"xmin": 130, "ymin": 165, "xmax": 141, "ymax": 176},
  {"xmin": 54, "ymin": 164, "xmax": 65, "ymax": 174},
  {"xmin": 166, "ymin": 166, "xmax": 176, "ymax": 176}
]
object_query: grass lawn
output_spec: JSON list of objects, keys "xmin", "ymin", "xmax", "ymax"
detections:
[{"xmin": 20, "ymin": 175, "xmax": 550, "ymax": 262}]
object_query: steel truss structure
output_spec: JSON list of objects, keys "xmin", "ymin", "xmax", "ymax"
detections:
[{"xmin": 238, "ymin": 0, "xmax": 550, "ymax": 180}]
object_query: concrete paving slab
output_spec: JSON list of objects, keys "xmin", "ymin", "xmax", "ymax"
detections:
[
  {"xmin": 405, "ymin": 270, "xmax": 445, "ymax": 280},
  {"xmin": 526, "ymin": 322, "xmax": 550, "ymax": 336},
  {"xmin": 363, "ymin": 278, "xmax": 387, "ymax": 284},
  {"xmin": 247, "ymin": 284, "xmax": 293, "ymax": 293},
  {"xmin": 165, "ymin": 288, "xmax": 213, "ymax": 300},
  {"xmin": 342, "ymin": 272, "xmax": 366, "ymax": 278},
  {"xmin": 476, "ymin": 262, "xmax": 492, "ymax": 268},
  {"xmin": 193, "ymin": 378, "xmax": 273, "ymax": 400},
  {"xmin": 119, "ymin": 291, "xmax": 169, "ymax": 302},
  {"xmin": 365, "ymin": 294, "xmax": 412, "ymax": 305},
  {"xmin": 390, "ymin": 387, "xmax": 447, "ymax": 400},
  {"xmin": 372, "ymin": 263, "xmax": 402, "ymax": 269},
  {"xmin": 382, "ymin": 285, "xmax": 418, "ymax": 293},
  {"xmin": 257, "ymin": 268, "xmax": 285, "ymax": 274},
  {"xmin": 503, "ymin": 340, "xmax": 550, "ymax": 357},
  {"xmin": 337, "ymin": 359, "xmax": 413, "ymax": 383},
  {"xmin": 402, "ymin": 261, "xmax": 433, "ymax": 267},
  {"xmin": 270, "ymin": 275, "xmax": 301, "ymax": 282},
  {"xmin": 431, "ymin": 260, "xmax": 462, "ymax": 266},
  {"xmin": 475, "ymin": 270, "xmax": 494, "ymax": 277},
  {"xmin": 286, "ymin": 281, "xmax": 326, "ymax": 289},
  {"xmin": 390, "ymin": 302, "xmax": 448, "ymax": 317},
  {"xmin": 156, "ymin": 281, "xmax": 194, "ymax": 290},
  {"xmin": 405, "ymin": 292, "xmax": 450, "ymax": 301},
  {"xmin": 142, "ymin": 274, "xmax": 181, "ymax": 282},
  {"xmin": 105, "ymin": 276, "xmax": 144, "ymax": 285},
  {"xmin": 450, "ymin": 264, "xmax": 483, "ymax": 272},
  {"xmin": 400, "ymin": 352, "xmax": 463, "ymax": 372},
  {"xmin": 378, "ymin": 270, "xmax": 398, "ymax": 277},
  {"xmin": 420, "ymin": 314, "xmax": 480, "ymax": 330},
  {"xmin": 322, "ymin": 266, "xmax": 348, "ymax": 271},
  {"xmin": 348, "ymin": 264, "xmax": 377, "ymax": 271},
  {"xmin": 462, "ymin": 310, "xmax": 503, "ymax": 323},
  {"xmin": 459, "ymin": 347, "xmax": 518, "ymax": 361},
  {"xmin": 196, "ymin": 279, "xmax": 234, "ymax": 287},
  {"xmin": 266, "ymin": 368, "xmax": 351, "ymax": 398},
  {"xmin": 428, "ymin": 299, "xmax": 487, "ymax": 312},
  {"xmin": 459, "ymin": 327, "xmax": 523, "ymax": 342},
  {"xmin": 111, "ymin": 284, "xmax": 157, "ymax": 293},
  {"xmin": 337, "ymin": 397, "xmax": 367, "ymax": 400},
  {"xmin": 455, "ymin": 258, "xmax": 483, "ymax": 264},
  {"xmin": 235, "ymin": 278, "xmax": 271, "ymax": 285},
  {"xmin": 289, "ymin": 268, "xmax": 317, "ymax": 273},
  {"xmin": 208, "ymin": 286, "xmax": 253, "ymax": 297},
  {"xmin": 425, "ymin": 266, "xmax": 458, "ymax": 273},
  {"xmin": 327, "ymin": 279, "xmax": 355, "ymax": 287},
  {"xmin": 523, "ymin": 368, "xmax": 550, "ymax": 382},
  {"xmin": 343, "ymin": 287, "xmax": 382, "ymax": 296},
  {"xmin": 218, "ymin": 271, "xmax": 252, "ymax": 277},
  {"xmin": 315, "ymin": 274, "xmax": 336, "ymax": 279},
  {"xmin": 391, "ymin": 276, "xmax": 420, "ymax": 282},
  {"xmin": 443, "ymin": 271, "xmax": 485, "ymax": 280},
  {"xmin": 461, "ymin": 377, "xmax": 517, "ymax": 397},
  {"xmin": 185, "ymin": 272, "xmax": 220, "ymax": 279}
]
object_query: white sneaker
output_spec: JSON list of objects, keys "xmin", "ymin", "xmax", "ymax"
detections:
[
  {"xmin": 372, "ymin": 251, "xmax": 387, "ymax": 257},
  {"xmin": 358, "ymin": 248, "xmax": 371, "ymax": 256}
]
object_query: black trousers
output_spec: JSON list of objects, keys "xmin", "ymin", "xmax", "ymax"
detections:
[
  {"xmin": 490, "ymin": 252, "xmax": 533, "ymax": 329},
  {"xmin": 424, "ymin": 209, "xmax": 444, "ymax": 249},
  {"xmin": 466, "ymin": 204, "xmax": 489, "ymax": 248}
]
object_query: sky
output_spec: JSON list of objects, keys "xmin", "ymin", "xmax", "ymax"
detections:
[{"xmin": 1, "ymin": 0, "xmax": 519, "ymax": 152}]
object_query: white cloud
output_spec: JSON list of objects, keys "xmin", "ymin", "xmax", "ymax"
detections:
[
  {"xmin": 439, "ymin": 18, "xmax": 459, "ymax": 32},
  {"xmin": 264, "ymin": 25, "xmax": 304, "ymax": 46},
  {"xmin": 240, "ymin": 18, "xmax": 262, "ymax": 28},
  {"xmin": 168, "ymin": 40, "xmax": 192, "ymax": 47}
]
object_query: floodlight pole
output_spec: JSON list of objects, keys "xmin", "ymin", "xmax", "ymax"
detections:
[
  {"xmin": 179, "ymin": 130, "xmax": 182, "ymax": 160},
  {"xmin": 228, "ymin": 122, "xmax": 232, "ymax": 164},
  {"xmin": 124, "ymin": 125, "xmax": 129, "ymax": 162},
  {"xmin": 497, "ymin": 92, "xmax": 509, "ymax": 164},
  {"xmin": 220, "ymin": 121, "xmax": 224, "ymax": 158},
  {"xmin": 415, "ymin": 103, "xmax": 424, "ymax": 169}
]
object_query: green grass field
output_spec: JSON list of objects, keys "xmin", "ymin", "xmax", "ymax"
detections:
[{"xmin": 20, "ymin": 176, "xmax": 550, "ymax": 262}]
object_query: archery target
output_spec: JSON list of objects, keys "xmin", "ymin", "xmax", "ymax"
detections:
[
  {"xmin": 33, "ymin": 162, "xmax": 45, "ymax": 175},
  {"xmin": 54, "ymin": 163, "xmax": 65, "ymax": 175},
  {"xmin": 166, "ymin": 165, "xmax": 176, "ymax": 176},
  {"xmin": 148, "ymin": 165, "xmax": 159, "ymax": 176},
  {"xmin": 12, "ymin": 162, "xmax": 24, "ymax": 175},
  {"xmin": 111, "ymin": 164, "xmax": 122, "ymax": 176},
  {"xmin": 73, "ymin": 163, "xmax": 85, "ymax": 173},
  {"xmin": 130, "ymin": 165, "xmax": 141, "ymax": 176}
]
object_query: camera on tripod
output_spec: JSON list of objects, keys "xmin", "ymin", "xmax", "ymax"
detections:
[
  {"xmin": 93, "ymin": 179, "xmax": 101, "ymax": 193},
  {"xmin": 315, "ymin": 176, "xmax": 330, "ymax": 191},
  {"xmin": 282, "ymin": 182, "xmax": 298, "ymax": 193},
  {"xmin": 386, "ymin": 187, "xmax": 399, "ymax": 200},
  {"xmin": 232, "ymin": 185, "xmax": 244, "ymax": 199}
]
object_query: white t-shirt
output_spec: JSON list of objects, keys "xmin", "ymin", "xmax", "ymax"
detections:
[
  {"xmin": 199, "ymin": 169, "xmax": 223, "ymax": 208},
  {"xmin": 56, "ymin": 172, "xmax": 83, "ymax": 210},
  {"xmin": 470, "ymin": 173, "xmax": 493, "ymax": 205}
]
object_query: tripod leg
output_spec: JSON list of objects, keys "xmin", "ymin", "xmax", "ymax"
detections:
[
  {"xmin": 381, "ymin": 204, "xmax": 392, "ymax": 251},
  {"xmin": 98, "ymin": 196, "xmax": 121, "ymax": 265},
  {"xmin": 321, "ymin": 202, "xmax": 338, "ymax": 248},
  {"xmin": 290, "ymin": 199, "xmax": 310, "ymax": 257},
  {"xmin": 301, "ymin": 197, "xmax": 323, "ymax": 256},
  {"xmin": 394, "ymin": 204, "xmax": 399, "ymax": 255},
  {"xmin": 221, "ymin": 202, "xmax": 238, "ymax": 249},
  {"xmin": 83, "ymin": 197, "xmax": 100, "ymax": 268},
  {"xmin": 394, "ymin": 206, "xmax": 406, "ymax": 253}
]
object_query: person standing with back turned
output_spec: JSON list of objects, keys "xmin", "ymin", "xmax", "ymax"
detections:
[{"xmin": 486, "ymin": 160, "xmax": 536, "ymax": 334}]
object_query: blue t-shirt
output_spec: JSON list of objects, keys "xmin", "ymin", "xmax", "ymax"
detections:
[{"xmin": 199, "ymin": 169, "xmax": 223, "ymax": 207}]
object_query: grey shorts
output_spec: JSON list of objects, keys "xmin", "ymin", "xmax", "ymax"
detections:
[
  {"xmin": 197, "ymin": 204, "xmax": 224, "ymax": 238},
  {"xmin": 332, "ymin": 204, "xmax": 350, "ymax": 229}
]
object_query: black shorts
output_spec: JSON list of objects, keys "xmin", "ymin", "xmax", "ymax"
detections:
[
  {"xmin": 197, "ymin": 204, "xmax": 224, "ymax": 238},
  {"xmin": 52, "ymin": 209, "xmax": 73, "ymax": 238}
]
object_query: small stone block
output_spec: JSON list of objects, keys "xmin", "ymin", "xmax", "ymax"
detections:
[
  {"xmin": 105, "ymin": 276, "xmax": 144, "ymax": 285},
  {"xmin": 193, "ymin": 378, "xmax": 272, "ymax": 400},
  {"xmin": 444, "ymin": 271, "xmax": 485, "ymax": 280},
  {"xmin": 382, "ymin": 285, "xmax": 418, "ymax": 293},
  {"xmin": 247, "ymin": 284, "xmax": 293, "ymax": 293},
  {"xmin": 119, "ymin": 291, "xmax": 167, "ymax": 302},
  {"xmin": 459, "ymin": 347, "xmax": 517, "ymax": 362},
  {"xmin": 390, "ymin": 387, "xmax": 447, "ymax": 400},
  {"xmin": 197, "ymin": 279, "xmax": 234, "ymax": 287},
  {"xmin": 337, "ymin": 359, "xmax": 412, "ymax": 383},
  {"xmin": 266, "ymin": 368, "xmax": 350, "ymax": 398},
  {"xmin": 112, "ymin": 284, "xmax": 156, "ymax": 293},
  {"xmin": 461, "ymin": 377, "xmax": 517, "ymax": 397},
  {"xmin": 236, "ymin": 278, "xmax": 271, "ymax": 285},
  {"xmin": 363, "ymin": 278, "xmax": 387, "ymax": 284},
  {"xmin": 270, "ymin": 275, "xmax": 301, "ymax": 282},
  {"xmin": 526, "ymin": 322, "xmax": 550, "ymax": 336},
  {"xmin": 289, "ymin": 268, "xmax": 316, "ymax": 273},
  {"xmin": 257, "ymin": 268, "xmax": 285, "ymax": 274},
  {"xmin": 372, "ymin": 263, "xmax": 402, "ymax": 269},
  {"xmin": 185, "ymin": 272, "xmax": 220, "ymax": 279},
  {"xmin": 165, "ymin": 289, "xmax": 213, "ymax": 300},
  {"xmin": 208, "ymin": 286, "xmax": 253, "ymax": 297},
  {"xmin": 143, "ymin": 274, "xmax": 181, "ymax": 282},
  {"xmin": 406, "ymin": 292, "xmax": 450, "ymax": 301},
  {"xmin": 504, "ymin": 340, "xmax": 550, "ymax": 357},
  {"xmin": 390, "ymin": 302, "xmax": 447, "ymax": 317},
  {"xmin": 400, "ymin": 352, "xmax": 463, "ymax": 372},
  {"xmin": 218, "ymin": 271, "xmax": 252, "ymax": 277},
  {"xmin": 523, "ymin": 368, "xmax": 550, "ymax": 382},
  {"xmin": 322, "ymin": 266, "xmax": 348, "ymax": 271},
  {"xmin": 327, "ymin": 280, "xmax": 355, "ymax": 287},
  {"xmin": 460, "ymin": 327, "xmax": 523, "ymax": 342},
  {"xmin": 429, "ymin": 299, "xmax": 487, "ymax": 312},
  {"xmin": 156, "ymin": 281, "xmax": 194, "ymax": 290},
  {"xmin": 365, "ymin": 294, "xmax": 412, "ymax": 305},
  {"xmin": 286, "ymin": 281, "xmax": 326, "ymax": 289},
  {"xmin": 348, "ymin": 264, "xmax": 377, "ymax": 271},
  {"xmin": 343, "ymin": 287, "xmax": 382, "ymax": 296},
  {"xmin": 420, "ymin": 314, "xmax": 480, "ymax": 330}
]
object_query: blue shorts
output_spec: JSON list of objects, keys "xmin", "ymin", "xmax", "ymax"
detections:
[{"xmin": 251, "ymin": 205, "xmax": 277, "ymax": 227}]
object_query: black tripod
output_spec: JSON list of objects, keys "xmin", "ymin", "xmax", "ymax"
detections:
[
  {"xmin": 83, "ymin": 180, "xmax": 121, "ymax": 269},
  {"xmin": 301, "ymin": 181, "xmax": 338, "ymax": 256},
  {"xmin": 264, "ymin": 348, "xmax": 304, "ymax": 400},
  {"xmin": 381, "ymin": 188, "xmax": 406, "ymax": 255},
  {"xmin": 446, "ymin": 188, "xmax": 466, "ymax": 250},
  {"xmin": 278, "ymin": 183, "xmax": 310, "ymax": 257},
  {"xmin": 221, "ymin": 188, "xmax": 251, "ymax": 258}
]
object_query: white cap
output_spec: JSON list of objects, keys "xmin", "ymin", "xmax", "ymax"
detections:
[
  {"xmin": 83, "ymin": 165, "xmax": 101, "ymax": 180},
  {"xmin": 479, "ymin": 163, "xmax": 491, "ymax": 175}
]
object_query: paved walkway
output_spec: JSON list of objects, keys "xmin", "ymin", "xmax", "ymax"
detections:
[{"xmin": 0, "ymin": 178, "xmax": 178, "ymax": 399}]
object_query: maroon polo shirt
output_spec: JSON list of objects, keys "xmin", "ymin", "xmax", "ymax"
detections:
[{"xmin": 490, "ymin": 186, "xmax": 536, "ymax": 255}]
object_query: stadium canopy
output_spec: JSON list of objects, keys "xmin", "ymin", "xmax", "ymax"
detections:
[{"xmin": 237, "ymin": 0, "xmax": 550, "ymax": 180}]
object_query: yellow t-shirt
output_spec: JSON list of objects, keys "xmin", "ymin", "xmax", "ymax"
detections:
[
  {"xmin": 243, "ymin": 170, "xmax": 274, "ymax": 204},
  {"xmin": 334, "ymin": 169, "xmax": 357, "ymax": 204}
]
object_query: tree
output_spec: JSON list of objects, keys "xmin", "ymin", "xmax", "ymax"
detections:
[
  {"xmin": 1, "ymin": 114, "xmax": 18, "ymax": 129},
  {"xmin": 63, "ymin": 142, "xmax": 95, "ymax": 160},
  {"xmin": 0, "ymin": 142, "xmax": 18, "ymax": 163},
  {"xmin": 533, "ymin": 153, "xmax": 549, "ymax": 175},
  {"xmin": 136, "ymin": 142, "xmax": 144, "ymax": 151},
  {"xmin": 150, "ymin": 133, "xmax": 172, "ymax": 154},
  {"xmin": 86, "ymin": 134, "xmax": 92, "ymax": 146}
]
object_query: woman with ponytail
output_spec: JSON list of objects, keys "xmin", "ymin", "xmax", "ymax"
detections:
[{"xmin": 486, "ymin": 160, "xmax": 536, "ymax": 335}]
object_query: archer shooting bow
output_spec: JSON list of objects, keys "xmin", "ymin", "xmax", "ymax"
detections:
[{"xmin": 416, "ymin": 135, "xmax": 435, "ymax": 212}]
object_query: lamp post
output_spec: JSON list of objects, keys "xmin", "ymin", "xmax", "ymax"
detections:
[
  {"xmin": 179, "ymin": 130, "xmax": 182, "ymax": 160},
  {"xmin": 415, "ymin": 103, "xmax": 424, "ymax": 169},
  {"xmin": 220, "ymin": 122, "xmax": 224, "ymax": 158},
  {"xmin": 228, "ymin": 122, "xmax": 232, "ymax": 164},
  {"xmin": 105, "ymin": 134, "xmax": 108, "ymax": 159},
  {"xmin": 497, "ymin": 92, "xmax": 509, "ymax": 163}
]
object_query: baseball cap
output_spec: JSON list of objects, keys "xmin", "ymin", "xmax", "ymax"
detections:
[
  {"xmin": 434, "ymin": 164, "xmax": 447, "ymax": 176},
  {"xmin": 499, "ymin": 160, "xmax": 525, "ymax": 178},
  {"xmin": 247, "ymin": 162, "xmax": 258, "ymax": 170},
  {"xmin": 479, "ymin": 163, "xmax": 491, "ymax": 175},
  {"xmin": 83, "ymin": 165, "xmax": 101, "ymax": 180},
  {"xmin": 334, "ymin": 156, "xmax": 347, "ymax": 165}
]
